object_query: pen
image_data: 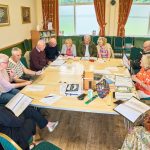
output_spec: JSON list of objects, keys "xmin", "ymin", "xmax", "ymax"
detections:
[{"xmin": 44, "ymin": 96, "xmax": 54, "ymax": 98}]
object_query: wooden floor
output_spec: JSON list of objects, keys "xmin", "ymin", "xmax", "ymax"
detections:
[{"xmin": 39, "ymin": 109, "xmax": 127, "ymax": 150}]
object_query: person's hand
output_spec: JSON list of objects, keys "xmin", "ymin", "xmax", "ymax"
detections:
[
  {"xmin": 25, "ymin": 81, "xmax": 32, "ymax": 85},
  {"xmin": 36, "ymin": 70, "xmax": 43, "ymax": 75},
  {"xmin": 132, "ymin": 75, "xmax": 138, "ymax": 82},
  {"xmin": 8, "ymin": 69, "xmax": 15, "ymax": 77}
]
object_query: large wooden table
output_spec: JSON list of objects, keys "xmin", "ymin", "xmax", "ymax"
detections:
[{"xmin": 22, "ymin": 58, "xmax": 135, "ymax": 115}]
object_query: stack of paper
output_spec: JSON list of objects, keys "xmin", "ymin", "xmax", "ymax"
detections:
[
  {"xmin": 115, "ymin": 76, "xmax": 133, "ymax": 87},
  {"xmin": 50, "ymin": 59, "xmax": 66, "ymax": 66},
  {"xmin": 115, "ymin": 92, "xmax": 136, "ymax": 100}
]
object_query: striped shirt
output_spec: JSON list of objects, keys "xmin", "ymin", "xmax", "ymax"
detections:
[{"xmin": 8, "ymin": 58, "xmax": 25, "ymax": 78}]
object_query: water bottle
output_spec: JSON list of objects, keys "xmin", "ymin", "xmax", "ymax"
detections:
[{"xmin": 88, "ymin": 81, "xmax": 93, "ymax": 99}]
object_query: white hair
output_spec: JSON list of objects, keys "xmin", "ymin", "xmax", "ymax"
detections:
[
  {"xmin": 84, "ymin": 35, "xmax": 91, "ymax": 40},
  {"xmin": 11, "ymin": 47, "xmax": 21, "ymax": 55},
  {"xmin": 0, "ymin": 53, "xmax": 9, "ymax": 63},
  {"xmin": 37, "ymin": 40, "xmax": 45, "ymax": 46}
]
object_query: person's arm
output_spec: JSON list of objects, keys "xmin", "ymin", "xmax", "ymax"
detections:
[
  {"xmin": 132, "ymin": 75, "xmax": 150, "ymax": 90},
  {"xmin": 96, "ymin": 45, "xmax": 101, "ymax": 58},
  {"xmin": 22, "ymin": 66, "xmax": 42, "ymax": 76},
  {"xmin": 77, "ymin": 43, "xmax": 83, "ymax": 57},
  {"xmin": 61, "ymin": 44, "xmax": 66, "ymax": 55},
  {"xmin": 107, "ymin": 43, "xmax": 114, "ymax": 58},
  {"xmin": 73, "ymin": 44, "xmax": 77, "ymax": 57},
  {"xmin": 91, "ymin": 43, "xmax": 97, "ymax": 57}
]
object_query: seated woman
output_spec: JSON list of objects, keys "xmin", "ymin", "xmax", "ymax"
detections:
[
  {"xmin": 132, "ymin": 54, "xmax": 150, "ymax": 98},
  {"xmin": 61, "ymin": 39, "xmax": 76, "ymax": 56},
  {"xmin": 121, "ymin": 110, "xmax": 150, "ymax": 150},
  {"xmin": 96, "ymin": 37, "xmax": 114, "ymax": 58}
]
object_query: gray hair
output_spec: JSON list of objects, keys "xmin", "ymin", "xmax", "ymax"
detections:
[
  {"xmin": 0, "ymin": 53, "xmax": 9, "ymax": 63},
  {"xmin": 37, "ymin": 40, "xmax": 45, "ymax": 46},
  {"xmin": 84, "ymin": 35, "xmax": 91, "ymax": 40},
  {"xmin": 11, "ymin": 47, "xmax": 21, "ymax": 55}
]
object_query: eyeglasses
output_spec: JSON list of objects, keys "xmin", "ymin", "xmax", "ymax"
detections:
[{"xmin": 1, "ymin": 62, "xmax": 8, "ymax": 64}]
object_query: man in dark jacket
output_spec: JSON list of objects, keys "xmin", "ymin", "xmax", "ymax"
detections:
[{"xmin": 45, "ymin": 38, "xmax": 60, "ymax": 61}]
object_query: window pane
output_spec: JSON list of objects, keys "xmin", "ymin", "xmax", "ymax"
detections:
[
  {"xmin": 59, "ymin": 6, "xmax": 74, "ymax": 35},
  {"xmin": 126, "ymin": 5, "xmax": 150, "ymax": 36},
  {"xmin": 76, "ymin": 0, "xmax": 93, "ymax": 3},
  {"xmin": 133, "ymin": 0, "xmax": 150, "ymax": 3},
  {"xmin": 76, "ymin": 5, "xmax": 99, "ymax": 35},
  {"xmin": 59, "ymin": 0, "xmax": 75, "ymax": 5}
]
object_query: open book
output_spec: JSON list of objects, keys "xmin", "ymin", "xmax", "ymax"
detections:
[
  {"xmin": 114, "ymin": 96, "xmax": 150, "ymax": 123},
  {"xmin": 5, "ymin": 93, "xmax": 32, "ymax": 117}
]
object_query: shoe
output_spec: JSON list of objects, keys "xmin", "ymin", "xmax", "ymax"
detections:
[{"xmin": 47, "ymin": 121, "xmax": 58, "ymax": 132}]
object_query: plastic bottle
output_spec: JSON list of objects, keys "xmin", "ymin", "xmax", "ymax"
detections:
[{"xmin": 88, "ymin": 81, "xmax": 93, "ymax": 99}]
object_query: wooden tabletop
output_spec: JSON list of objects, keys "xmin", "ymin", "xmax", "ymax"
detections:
[{"xmin": 21, "ymin": 58, "xmax": 134, "ymax": 115}]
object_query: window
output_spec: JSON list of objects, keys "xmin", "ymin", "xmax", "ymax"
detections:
[
  {"xmin": 126, "ymin": 1, "xmax": 150, "ymax": 36},
  {"xmin": 59, "ymin": 0, "xmax": 99, "ymax": 35}
]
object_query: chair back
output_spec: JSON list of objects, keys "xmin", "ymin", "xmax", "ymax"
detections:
[
  {"xmin": 24, "ymin": 39, "xmax": 31, "ymax": 52},
  {"xmin": 24, "ymin": 51, "xmax": 31, "ymax": 68},
  {"xmin": 0, "ymin": 133, "xmax": 22, "ymax": 150}
]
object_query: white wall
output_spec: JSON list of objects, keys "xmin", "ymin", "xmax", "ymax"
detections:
[
  {"xmin": 0, "ymin": 0, "xmax": 37, "ymax": 49},
  {"xmin": 105, "ymin": 0, "xmax": 119, "ymax": 36}
]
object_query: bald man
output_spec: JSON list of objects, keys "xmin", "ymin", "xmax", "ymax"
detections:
[
  {"xmin": 30, "ymin": 40, "xmax": 49, "ymax": 71},
  {"xmin": 143, "ymin": 40, "xmax": 150, "ymax": 54},
  {"xmin": 45, "ymin": 38, "xmax": 60, "ymax": 61}
]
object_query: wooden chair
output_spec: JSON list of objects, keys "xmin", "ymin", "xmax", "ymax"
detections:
[{"xmin": 0, "ymin": 133, "xmax": 61, "ymax": 150}]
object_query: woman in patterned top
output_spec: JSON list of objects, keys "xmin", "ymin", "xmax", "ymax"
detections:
[
  {"xmin": 61, "ymin": 39, "xmax": 76, "ymax": 57},
  {"xmin": 132, "ymin": 54, "xmax": 150, "ymax": 98},
  {"xmin": 96, "ymin": 37, "xmax": 114, "ymax": 58},
  {"xmin": 121, "ymin": 110, "xmax": 150, "ymax": 150}
]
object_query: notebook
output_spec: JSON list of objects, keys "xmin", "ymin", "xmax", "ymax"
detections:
[{"xmin": 123, "ymin": 54, "xmax": 130, "ymax": 70}]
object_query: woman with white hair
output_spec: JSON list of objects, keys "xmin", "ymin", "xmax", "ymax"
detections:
[
  {"xmin": 97, "ymin": 37, "xmax": 114, "ymax": 58},
  {"xmin": 132, "ymin": 54, "xmax": 150, "ymax": 98},
  {"xmin": 0, "ymin": 53, "xmax": 32, "ymax": 104}
]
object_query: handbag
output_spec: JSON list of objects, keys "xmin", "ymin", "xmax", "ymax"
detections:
[{"xmin": 96, "ymin": 79, "xmax": 110, "ymax": 98}]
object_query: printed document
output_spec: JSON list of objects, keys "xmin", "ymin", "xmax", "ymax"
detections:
[
  {"xmin": 114, "ymin": 97, "xmax": 150, "ymax": 123},
  {"xmin": 5, "ymin": 93, "xmax": 32, "ymax": 117}
]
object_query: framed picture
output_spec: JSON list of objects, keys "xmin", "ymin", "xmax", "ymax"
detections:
[
  {"xmin": 0, "ymin": 4, "xmax": 10, "ymax": 26},
  {"xmin": 21, "ymin": 6, "xmax": 31, "ymax": 24}
]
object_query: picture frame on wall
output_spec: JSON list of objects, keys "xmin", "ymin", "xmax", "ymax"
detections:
[
  {"xmin": 21, "ymin": 6, "xmax": 31, "ymax": 24},
  {"xmin": 0, "ymin": 4, "xmax": 10, "ymax": 26}
]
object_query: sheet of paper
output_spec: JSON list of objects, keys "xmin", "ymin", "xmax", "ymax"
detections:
[
  {"xmin": 24, "ymin": 85, "xmax": 45, "ymax": 91},
  {"xmin": 50, "ymin": 59, "xmax": 66, "ymax": 66},
  {"xmin": 115, "ymin": 92, "xmax": 136, "ymax": 100},
  {"xmin": 114, "ymin": 97, "xmax": 150, "ymax": 123},
  {"xmin": 114, "ymin": 103, "xmax": 142, "ymax": 123},
  {"xmin": 94, "ymin": 69, "xmax": 111, "ymax": 75},
  {"xmin": 40, "ymin": 94, "xmax": 61, "ymax": 105},
  {"xmin": 115, "ymin": 76, "xmax": 133, "ymax": 87},
  {"xmin": 5, "ymin": 93, "xmax": 32, "ymax": 117},
  {"xmin": 105, "ymin": 67, "xmax": 119, "ymax": 71}
]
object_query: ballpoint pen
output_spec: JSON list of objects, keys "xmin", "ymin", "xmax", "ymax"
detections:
[{"xmin": 44, "ymin": 96, "xmax": 54, "ymax": 98}]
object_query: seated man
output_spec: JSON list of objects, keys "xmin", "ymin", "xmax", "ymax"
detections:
[
  {"xmin": 45, "ymin": 38, "xmax": 60, "ymax": 61},
  {"xmin": 8, "ymin": 47, "xmax": 42, "ymax": 80},
  {"xmin": 0, "ymin": 106, "xmax": 58, "ymax": 150},
  {"xmin": 143, "ymin": 40, "xmax": 150, "ymax": 55},
  {"xmin": 130, "ymin": 40, "xmax": 150, "ymax": 72},
  {"xmin": 78, "ymin": 35, "xmax": 97, "ymax": 57},
  {"xmin": 30, "ymin": 40, "xmax": 50, "ymax": 71}
]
